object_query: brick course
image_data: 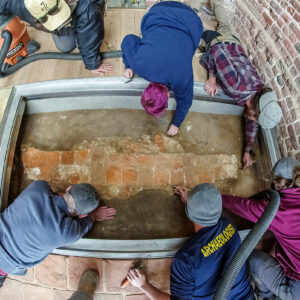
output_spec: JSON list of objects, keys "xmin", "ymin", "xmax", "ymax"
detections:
[{"xmin": 20, "ymin": 136, "xmax": 238, "ymax": 199}]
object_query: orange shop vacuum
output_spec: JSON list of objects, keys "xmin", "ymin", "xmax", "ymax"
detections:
[{"xmin": 0, "ymin": 14, "xmax": 122, "ymax": 78}]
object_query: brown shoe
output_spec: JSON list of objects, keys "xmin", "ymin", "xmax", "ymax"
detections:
[{"xmin": 78, "ymin": 269, "xmax": 99, "ymax": 295}]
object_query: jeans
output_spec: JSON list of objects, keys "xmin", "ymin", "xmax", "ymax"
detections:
[
  {"xmin": 249, "ymin": 250, "xmax": 300, "ymax": 300},
  {"xmin": 52, "ymin": 27, "xmax": 77, "ymax": 53}
]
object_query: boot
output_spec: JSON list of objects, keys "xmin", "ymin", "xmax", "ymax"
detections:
[{"xmin": 77, "ymin": 269, "xmax": 99, "ymax": 295}]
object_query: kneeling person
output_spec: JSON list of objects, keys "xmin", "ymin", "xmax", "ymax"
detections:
[
  {"xmin": 121, "ymin": 1, "xmax": 203, "ymax": 136},
  {"xmin": 0, "ymin": 180, "xmax": 116, "ymax": 287},
  {"xmin": 127, "ymin": 183, "xmax": 253, "ymax": 300}
]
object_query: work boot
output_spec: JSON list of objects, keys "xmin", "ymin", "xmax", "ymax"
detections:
[
  {"xmin": 78, "ymin": 269, "xmax": 99, "ymax": 295},
  {"xmin": 27, "ymin": 40, "xmax": 40, "ymax": 55}
]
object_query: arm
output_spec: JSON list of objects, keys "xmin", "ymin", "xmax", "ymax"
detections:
[
  {"xmin": 60, "ymin": 206, "xmax": 116, "ymax": 245},
  {"xmin": 127, "ymin": 269, "xmax": 170, "ymax": 300},
  {"xmin": 222, "ymin": 194, "xmax": 270, "ymax": 225},
  {"xmin": 121, "ymin": 34, "xmax": 142, "ymax": 69},
  {"xmin": 73, "ymin": 0, "xmax": 104, "ymax": 70},
  {"xmin": 243, "ymin": 119, "xmax": 259, "ymax": 168},
  {"xmin": 172, "ymin": 77, "xmax": 193, "ymax": 128}
]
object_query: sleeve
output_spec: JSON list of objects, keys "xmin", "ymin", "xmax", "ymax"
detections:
[
  {"xmin": 73, "ymin": 0, "xmax": 104, "ymax": 70},
  {"xmin": 222, "ymin": 194, "xmax": 276, "ymax": 231},
  {"xmin": 121, "ymin": 34, "xmax": 141, "ymax": 69},
  {"xmin": 170, "ymin": 255, "xmax": 195, "ymax": 299},
  {"xmin": 172, "ymin": 76, "xmax": 193, "ymax": 128},
  {"xmin": 200, "ymin": 51, "xmax": 217, "ymax": 77},
  {"xmin": 59, "ymin": 216, "xmax": 93, "ymax": 246},
  {"xmin": 244, "ymin": 119, "xmax": 259, "ymax": 153}
]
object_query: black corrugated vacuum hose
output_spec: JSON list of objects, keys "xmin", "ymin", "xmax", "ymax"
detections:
[
  {"xmin": 213, "ymin": 189, "xmax": 280, "ymax": 300},
  {"xmin": 0, "ymin": 29, "xmax": 122, "ymax": 78}
]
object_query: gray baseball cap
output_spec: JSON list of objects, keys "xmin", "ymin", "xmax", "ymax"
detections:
[
  {"xmin": 258, "ymin": 91, "xmax": 282, "ymax": 128},
  {"xmin": 272, "ymin": 157, "xmax": 300, "ymax": 180},
  {"xmin": 69, "ymin": 183, "xmax": 100, "ymax": 214},
  {"xmin": 186, "ymin": 183, "xmax": 222, "ymax": 226}
]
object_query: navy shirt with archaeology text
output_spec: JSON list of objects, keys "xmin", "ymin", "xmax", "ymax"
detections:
[{"xmin": 170, "ymin": 217, "xmax": 253, "ymax": 299}]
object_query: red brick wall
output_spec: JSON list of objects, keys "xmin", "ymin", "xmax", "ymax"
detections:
[{"xmin": 231, "ymin": 0, "xmax": 300, "ymax": 159}]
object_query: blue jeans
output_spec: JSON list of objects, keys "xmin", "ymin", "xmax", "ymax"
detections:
[
  {"xmin": 249, "ymin": 250, "xmax": 300, "ymax": 300},
  {"xmin": 52, "ymin": 27, "xmax": 76, "ymax": 53}
]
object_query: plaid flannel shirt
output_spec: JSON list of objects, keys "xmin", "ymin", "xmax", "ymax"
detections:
[{"xmin": 200, "ymin": 43, "xmax": 264, "ymax": 153}]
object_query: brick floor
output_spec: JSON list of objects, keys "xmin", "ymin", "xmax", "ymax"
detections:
[{"xmin": 0, "ymin": 255, "xmax": 171, "ymax": 299}]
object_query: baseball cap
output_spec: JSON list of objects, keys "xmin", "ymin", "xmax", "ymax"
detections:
[
  {"xmin": 69, "ymin": 183, "xmax": 100, "ymax": 215},
  {"xmin": 186, "ymin": 183, "xmax": 222, "ymax": 226},
  {"xmin": 272, "ymin": 157, "xmax": 300, "ymax": 180},
  {"xmin": 258, "ymin": 91, "xmax": 282, "ymax": 128},
  {"xmin": 25, "ymin": 0, "xmax": 72, "ymax": 31}
]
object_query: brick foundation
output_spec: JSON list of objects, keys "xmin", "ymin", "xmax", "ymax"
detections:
[{"xmin": 20, "ymin": 135, "xmax": 238, "ymax": 198}]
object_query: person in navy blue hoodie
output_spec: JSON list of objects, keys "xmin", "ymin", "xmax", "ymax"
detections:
[
  {"xmin": 0, "ymin": 180, "xmax": 116, "ymax": 287},
  {"xmin": 126, "ymin": 183, "xmax": 254, "ymax": 300},
  {"xmin": 121, "ymin": 1, "xmax": 203, "ymax": 136}
]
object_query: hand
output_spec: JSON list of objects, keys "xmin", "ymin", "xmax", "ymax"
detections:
[
  {"xmin": 124, "ymin": 68, "xmax": 133, "ymax": 79},
  {"xmin": 167, "ymin": 124, "xmax": 179, "ymax": 136},
  {"xmin": 174, "ymin": 186, "xmax": 189, "ymax": 205},
  {"xmin": 204, "ymin": 77, "xmax": 219, "ymax": 96},
  {"xmin": 243, "ymin": 152, "xmax": 253, "ymax": 169},
  {"xmin": 89, "ymin": 206, "xmax": 116, "ymax": 222},
  {"xmin": 91, "ymin": 63, "xmax": 114, "ymax": 76},
  {"xmin": 127, "ymin": 269, "xmax": 147, "ymax": 289}
]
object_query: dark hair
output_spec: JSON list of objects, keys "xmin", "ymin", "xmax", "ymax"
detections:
[{"xmin": 272, "ymin": 165, "xmax": 300, "ymax": 190}]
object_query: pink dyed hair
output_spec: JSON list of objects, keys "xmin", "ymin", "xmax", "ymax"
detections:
[{"xmin": 141, "ymin": 83, "xmax": 169, "ymax": 117}]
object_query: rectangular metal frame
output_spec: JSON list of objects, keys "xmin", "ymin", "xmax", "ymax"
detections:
[{"xmin": 0, "ymin": 77, "xmax": 281, "ymax": 258}]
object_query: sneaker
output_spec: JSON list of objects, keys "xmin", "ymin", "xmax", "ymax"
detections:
[{"xmin": 78, "ymin": 269, "xmax": 99, "ymax": 295}]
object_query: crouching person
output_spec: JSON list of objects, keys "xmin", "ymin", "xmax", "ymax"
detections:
[
  {"xmin": 222, "ymin": 157, "xmax": 300, "ymax": 300},
  {"xmin": 127, "ymin": 183, "xmax": 254, "ymax": 299},
  {"xmin": 0, "ymin": 180, "xmax": 116, "ymax": 287}
]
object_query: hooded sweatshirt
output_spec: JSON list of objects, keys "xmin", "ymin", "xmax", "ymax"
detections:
[
  {"xmin": 121, "ymin": 1, "xmax": 203, "ymax": 128},
  {"xmin": 222, "ymin": 187, "xmax": 300, "ymax": 281}
]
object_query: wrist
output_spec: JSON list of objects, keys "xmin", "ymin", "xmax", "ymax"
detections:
[
  {"xmin": 88, "ymin": 211, "xmax": 96, "ymax": 223},
  {"xmin": 140, "ymin": 281, "xmax": 150, "ymax": 292}
]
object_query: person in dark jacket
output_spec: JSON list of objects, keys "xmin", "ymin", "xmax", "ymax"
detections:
[
  {"xmin": 127, "ymin": 183, "xmax": 254, "ymax": 300},
  {"xmin": 0, "ymin": 0, "xmax": 113, "ymax": 75},
  {"xmin": 0, "ymin": 180, "xmax": 116, "ymax": 288},
  {"xmin": 121, "ymin": 1, "xmax": 203, "ymax": 136}
]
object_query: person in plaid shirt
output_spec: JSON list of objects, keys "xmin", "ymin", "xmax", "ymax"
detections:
[{"xmin": 196, "ymin": 0, "xmax": 282, "ymax": 168}]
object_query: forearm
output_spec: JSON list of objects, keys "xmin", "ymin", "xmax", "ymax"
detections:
[
  {"xmin": 244, "ymin": 118, "xmax": 259, "ymax": 153},
  {"xmin": 140, "ymin": 282, "xmax": 171, "ymax": 300}
]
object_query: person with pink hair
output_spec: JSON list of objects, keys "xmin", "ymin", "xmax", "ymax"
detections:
[{"xmin": 121, "ymin": 1, "xmax": 203, "ymax": 135}]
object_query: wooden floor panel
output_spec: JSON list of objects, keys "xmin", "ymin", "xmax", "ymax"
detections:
[{"xmin": 0, "ymin": 9, "xmax": 207, "ymax": 88}]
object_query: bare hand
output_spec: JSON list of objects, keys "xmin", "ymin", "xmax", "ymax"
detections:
[
  {"xmin": 243, "ymin": 152, "xmax": 253, "ymax": 169},
  {"xmin": 204, "ymin": 77, "xmax": 219, "ymax": 96},
  {"xmin": 89, "ymin": 206, "xmax": 116, "ymax": 222},
  {"xmin": 167, "ymin": 124, "xmax": 179, "ymax": 136},
  {"xmin": 124, "ymin": 68, "xmax": 133, "ymax": 79},
  {"xmin": 91, "ymin": 63, "xmax": 114, "ymax": 76},
  {"xmin": 174, "ymin": 186, "xmax": 189, "ymax": 205},
  {"xmin": 127, "ymin": 269, "xmax": 147, "ymax": 289}
]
